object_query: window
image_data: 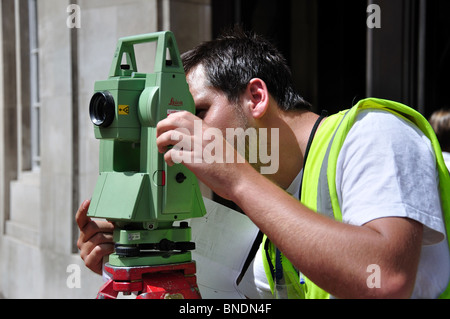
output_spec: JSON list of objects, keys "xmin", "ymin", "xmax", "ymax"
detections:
[
  {"xmin": 4, "ymin": 0, "xmax": 41, "ymax": 244},
  {"xmin": 29, "ymin": 0, "xmax": 40, "ymax": 170}
]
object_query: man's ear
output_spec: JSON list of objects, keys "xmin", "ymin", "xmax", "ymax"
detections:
[{"xmin": 246, "ymin": 78, "xmax": 269, "ymax": 119}]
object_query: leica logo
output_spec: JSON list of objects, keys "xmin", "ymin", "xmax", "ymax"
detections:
[{"xmin": 169, "ymin": 98, "xmax": 183, "ymax": 107}]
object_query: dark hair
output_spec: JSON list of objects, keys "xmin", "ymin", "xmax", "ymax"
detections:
[
  {"xmin": 181, "ymin": 27, "xmax": 311, "ymax": 111},
  {"xmin": 430, "ymin": 109, "xmax": 450, "ymax": 152}
]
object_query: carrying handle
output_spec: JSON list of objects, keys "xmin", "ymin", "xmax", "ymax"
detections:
[{"xmin": 109, "ymin": 31, "xmax": 184, "ymax": 77}]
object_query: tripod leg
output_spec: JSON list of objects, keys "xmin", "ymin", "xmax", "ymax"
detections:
[
  {"xmin": 97, "ymin": 279, "xmax": 119, "ymax": 299},
  {"xmin": 137, "ymin": 272, "xmax": 201, "ymax": 299}
]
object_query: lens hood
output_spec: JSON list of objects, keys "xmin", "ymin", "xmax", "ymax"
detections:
[{"xmin": 90, "ymin": 91, "xmax": 115, "ymax": 127}]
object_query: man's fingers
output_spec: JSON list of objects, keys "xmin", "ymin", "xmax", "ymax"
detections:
[
  {"xmin": 78, "ymin": 231, "xmax": 115, "ymax": 275},
  {"xmin": 156, "ymin": 111, "xmax": 198, "ymax": 140},
  {"xmin": 75, "ymin": 200, "xmax": 91, "ymax": 229},
  {"xmin": 77, "ymin": 219, "xmax": 114, "ymax": 246},
  {"xmin": 82, "ymin": 243, "xmax": 115, "ymax": 275},
  {"xmin": 157, "ymin": 128, "xmax": 193, "ymax": 154},
  {"xmin": 77, "ymin": 228, "xmax": 114, "ymax": 251}
]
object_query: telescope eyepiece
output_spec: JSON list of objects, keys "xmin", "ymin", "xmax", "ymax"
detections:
[{"xmin": 90, "ymin": 91, "xmax": 115, "ymax": 128}]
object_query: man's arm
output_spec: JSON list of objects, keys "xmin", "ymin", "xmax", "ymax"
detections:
[
  {"xmin": 231, "ymin": 167, "xmax": 423, "ymax": 299},
  {"xmin": 156, "ymin": 111, "xmax": 423, "ymax": 299}
]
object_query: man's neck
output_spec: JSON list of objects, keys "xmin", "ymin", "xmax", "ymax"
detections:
[{"xmin": 271, "ymin": 110, "xmax": 325, "ymax": 189}]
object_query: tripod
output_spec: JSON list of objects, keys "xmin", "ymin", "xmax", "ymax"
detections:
[
  {"xmin": 97, "ymin": 261, "xmax": 201, "ymax": 299},
  {"xmin": 96, "ymin": 223, "xmax": 202, "ymax": 299}
]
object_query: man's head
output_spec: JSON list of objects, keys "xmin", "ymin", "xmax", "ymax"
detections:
[
  {"xmin": 181, "ymin": 27, "xmax": 311, "ymax": 112},
  {"xmin": 430, "ymin": 109, "xmax": 450, "ymax": 153}
]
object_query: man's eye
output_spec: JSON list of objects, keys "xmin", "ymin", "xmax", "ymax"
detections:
[{"xmin": 196, "ymin": 110, "xmax": 206, "ymax": 119}]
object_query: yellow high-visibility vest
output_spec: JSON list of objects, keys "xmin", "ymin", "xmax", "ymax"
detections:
[{"xmin": 263, "ymin": 98, "xmax": 450, "ymax": 299}]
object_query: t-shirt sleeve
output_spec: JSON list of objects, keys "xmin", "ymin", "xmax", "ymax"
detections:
[{"xmin": 336, "ymin": 109, "xmax": 446, "ymax": 246}]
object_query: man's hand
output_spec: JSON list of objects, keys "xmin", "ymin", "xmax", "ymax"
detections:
[
  {"xmin": 75, "ymin": 200, "xmax": 115, "ymax": 275},
  {"xmin": 156, "ymin": 111, "xmax": 251, "ymax": 201}
]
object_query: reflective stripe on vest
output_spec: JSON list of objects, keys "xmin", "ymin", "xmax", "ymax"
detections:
[{"xmin": 262, "ymin": 98, "xmax": 450, "ymax": 299}]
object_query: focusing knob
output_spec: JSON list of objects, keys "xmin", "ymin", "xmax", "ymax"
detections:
[{"xmin": 176, "ymin": 173, "xmax": 187, "ymax": 184}]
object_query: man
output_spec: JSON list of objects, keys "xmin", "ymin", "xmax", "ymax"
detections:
[
  {"xmin": 430, "ymin": 109, "xmax": 450, "ymax": 171},
  {"xmin": 77, "ymin": 28, "xmax": 450, "ymax": 298}
]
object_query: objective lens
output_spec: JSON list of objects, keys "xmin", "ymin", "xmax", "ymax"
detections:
[{"xmin": 89, "ymin": 91, "xmax": 115, "ymax": 127}]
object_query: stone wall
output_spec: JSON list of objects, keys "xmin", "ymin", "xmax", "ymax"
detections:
[{"xmin": 0, "ymin": 0, "xmax": 211, "ymax": 299}]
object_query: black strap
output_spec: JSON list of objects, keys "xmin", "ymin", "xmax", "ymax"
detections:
[
  {"xmin": 236, "ymin": 231, "xmax": 264, "ymax": 285},
  {"xmin": 298, "ymin": 110, "xmax": 328, "ymax": 199}
]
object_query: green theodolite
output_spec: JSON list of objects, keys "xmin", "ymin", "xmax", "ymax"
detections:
[{"xmin": 88, "ymin": 31, "xmax": 206, "ymax": 299}]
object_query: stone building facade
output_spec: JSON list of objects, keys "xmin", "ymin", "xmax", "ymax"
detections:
[
  {"xmin": 0, "ymin": 0, "xmax": 211, "ymax": 299},
  {"xmin": 1, "ymin": 0, "xmax": 450, "ymax": 299}
]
